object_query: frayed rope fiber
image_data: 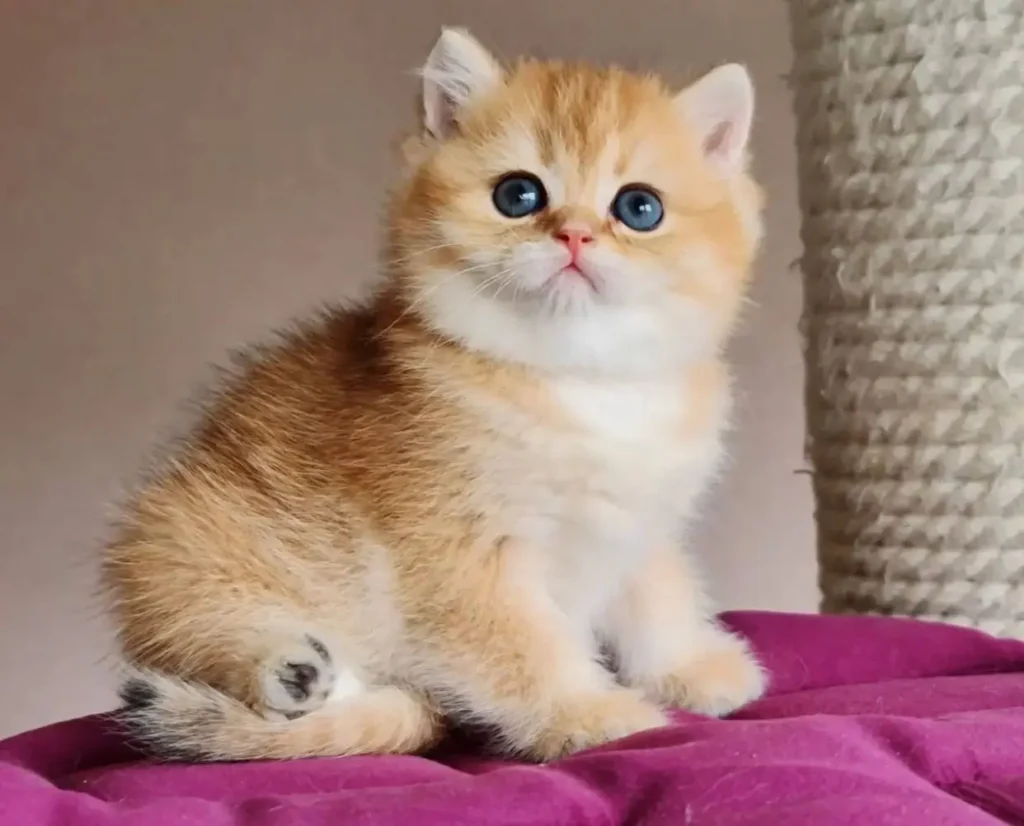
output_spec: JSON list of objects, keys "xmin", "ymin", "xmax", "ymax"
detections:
[{"xmin": 785, "ymin": 0, "xmax": 1024, "ymax": 636}]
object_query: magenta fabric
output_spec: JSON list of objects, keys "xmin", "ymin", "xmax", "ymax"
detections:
[{"xmin": 3, "ymin": 612, "xmax": 1024, "ymax": 825}]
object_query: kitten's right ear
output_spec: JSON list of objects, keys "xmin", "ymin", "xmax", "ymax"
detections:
[{"xmin": 420, "ymin": 27, "xmax": 503, "ymax": 140}]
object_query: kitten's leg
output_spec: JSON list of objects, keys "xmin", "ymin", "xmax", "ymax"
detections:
[
  {"xmin": 410, "ymin": 549, "xmax": 666, "ymax": 761},
  {"xmin": 604, "ymin": 547, "xmax": 766, "ymax": 716}
]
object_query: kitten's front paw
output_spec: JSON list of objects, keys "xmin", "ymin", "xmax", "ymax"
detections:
[
  {"xmin": 645, "ymin": 631, "xmax": 766, "ymax": 717},
  {"xmin": 528, "ymin": 689, "xmax": 667, "ymax": 762},
  {"xmin": 258, "ymin": 634, "xmax": 336, "ymax": 719}
]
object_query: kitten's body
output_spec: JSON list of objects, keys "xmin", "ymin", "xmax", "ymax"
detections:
[{"xmin": 105, "ymin": 30, "xmax": 766, "ymax": 762}]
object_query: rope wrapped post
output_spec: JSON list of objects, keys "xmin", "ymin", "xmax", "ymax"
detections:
[{"xmin": 786, "ymin": 1, "xmax": 1024, "ymax": 636}]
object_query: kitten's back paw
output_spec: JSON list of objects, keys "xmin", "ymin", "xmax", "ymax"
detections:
[{"xmin": 259, "ymin": 634, "xmax": 336, "ymax": 719}]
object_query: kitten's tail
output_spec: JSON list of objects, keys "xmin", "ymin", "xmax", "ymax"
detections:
[{"xmin": 116, "ymin": 668, "xmax": 442, "ymax": 761}]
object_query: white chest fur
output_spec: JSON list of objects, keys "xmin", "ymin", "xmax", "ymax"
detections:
[
  {"xmin": 552, "ymin": 378, "xmax": 684, "ymax": 443},
  {"xmin": 474, "ymin": 374, "xmax": 726, "ymax": 634}
]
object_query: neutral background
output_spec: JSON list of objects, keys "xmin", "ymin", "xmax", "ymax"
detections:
[{"xmin": 0, "ymin": 0, "xmax": 813, "ymax": 738}]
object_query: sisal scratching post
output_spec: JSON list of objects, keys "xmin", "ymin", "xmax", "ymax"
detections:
[{"xmin": 786, "ymin": 1, "xmax": 1024, "ymax": 636}]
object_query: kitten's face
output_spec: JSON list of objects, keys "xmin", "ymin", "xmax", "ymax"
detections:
[{"xmin": 391, "ymin": 32, "xmax": 762, "ymax": 375}]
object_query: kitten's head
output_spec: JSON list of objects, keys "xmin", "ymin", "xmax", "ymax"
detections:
[{"xmin": 389, "ymin": 28, "xmax": 762, "ymax": 376}]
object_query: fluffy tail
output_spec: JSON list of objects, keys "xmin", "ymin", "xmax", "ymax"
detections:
[{"xmin": 117, "ymin": 669, "xmax": 443, "ymax": 761}]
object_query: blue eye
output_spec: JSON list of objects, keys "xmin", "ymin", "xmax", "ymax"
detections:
[
  {"xmin": 492, "ymin": 173, "xmax": 548, "ymax": 218},
  {"xmin": 612, "ymin": 186, "xmax": 664, "ymax": 232}
]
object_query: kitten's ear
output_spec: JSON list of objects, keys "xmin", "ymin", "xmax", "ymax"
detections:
[
  {"xmin": 420, "ymin": 27, "xmax": 504, "ymax": 140},
  {"xmin": 674, "ymin": 64, "xmax": 754, "ymax": 174}
]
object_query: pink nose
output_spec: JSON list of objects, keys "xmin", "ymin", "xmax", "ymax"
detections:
[{"xmin": 554, "ymin": 227, "xmax": 594, "ymax": 260}]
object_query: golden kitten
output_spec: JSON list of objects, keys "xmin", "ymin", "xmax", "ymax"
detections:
[{"xmin": 104, "ymin": 27, "xmax": 766, "ymax": 763}]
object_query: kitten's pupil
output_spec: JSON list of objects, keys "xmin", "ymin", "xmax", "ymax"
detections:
[
  {"xmin": 493, "ymin": 173, "xmax": 548, "ymax": 219},
  {"xmin": 612, "ymin": 186, "xmax": 664, "ymax": 232}
]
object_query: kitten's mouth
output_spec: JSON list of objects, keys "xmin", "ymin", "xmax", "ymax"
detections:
[{"xmin": 551, "ymin": 264, "xmax": 598, "ymax": 291}]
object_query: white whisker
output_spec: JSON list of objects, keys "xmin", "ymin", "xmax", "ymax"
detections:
[
  {"xmin": 385, "ymin": 242, "xmax": 461, "ymax": 268},
  {"xmin": 375, "ymin": 259, "xmax": 515, "ymax": 339}
]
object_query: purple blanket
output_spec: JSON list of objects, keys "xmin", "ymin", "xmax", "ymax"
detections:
[{"xmin": 3, "ymin": 612, "xmax": 1024, "ymax": 825}]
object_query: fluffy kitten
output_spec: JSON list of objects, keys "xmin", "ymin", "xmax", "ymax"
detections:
[{"xmin": 104, "ymin": 27, "xmax": 766, "ymax": 763}]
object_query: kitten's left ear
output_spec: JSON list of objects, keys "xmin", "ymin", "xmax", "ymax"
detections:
[
  {"xmin": 674, "ymin": 64, "xmax": 754, "ymax": 174},
  {"xmin": 420, "ymin": 27, "xmax": 504, "ymax": 140}
]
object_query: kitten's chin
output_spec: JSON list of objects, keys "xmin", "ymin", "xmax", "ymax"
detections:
[{"xmin": 414, "ymin": 272, "xmax": 717, "ymax": 377}]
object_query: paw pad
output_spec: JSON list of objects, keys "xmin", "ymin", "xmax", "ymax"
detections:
[{"xmin": 260, "ymin": 635, "xmax": 336, "ymax": 718}]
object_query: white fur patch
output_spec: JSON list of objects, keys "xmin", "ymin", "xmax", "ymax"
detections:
[
  {"xmin": 326, "ymin": 668, "xmax": 366, "ymax": 704},
  {"xmin": 553, "ymin": 378, "xmax": 683, "ymax": 442},
  {"xmin": 453, "ymin": 362, "xmax": 726, "ymax": 640}
]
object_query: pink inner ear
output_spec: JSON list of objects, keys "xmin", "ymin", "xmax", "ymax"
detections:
[{"xmin": 703, "ymin": 121, "xmax": 733, "ymax": 159}]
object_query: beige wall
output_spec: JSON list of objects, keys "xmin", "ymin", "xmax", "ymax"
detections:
[{"xmin": 0, "ymin": 1, "xmax": 813, "ymax": 739}]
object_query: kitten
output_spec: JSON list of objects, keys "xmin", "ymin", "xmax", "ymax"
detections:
[{"xmin": 104, "ymin": 27, "xmax": 766, "ymax": 763}]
